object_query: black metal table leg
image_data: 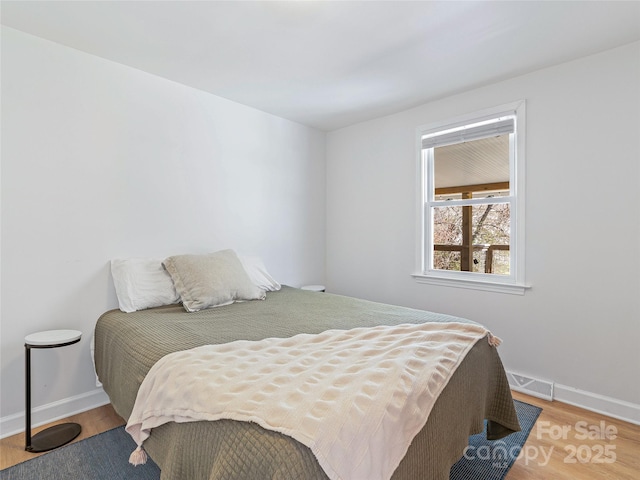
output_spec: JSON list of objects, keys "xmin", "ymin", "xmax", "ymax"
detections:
[{"xmin": 24, "ymin": 333, "xmax": 82, "ymax": 453}]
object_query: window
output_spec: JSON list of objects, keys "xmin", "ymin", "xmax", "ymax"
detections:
[{"xmin": 414, "ymin": 102, "xmax": 527, "ymax": 294}]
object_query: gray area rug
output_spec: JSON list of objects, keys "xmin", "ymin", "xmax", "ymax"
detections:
[
  {"xmin": 0, "ymin": 426, "xmax": 160, "ymax": 480},
  {"xmin": 0, "ymin": 400, "xmax": 540, "ymax": 480},
  {"xmin": 449, "ymin": 399, "xmax": 542, "ymax": 479}
]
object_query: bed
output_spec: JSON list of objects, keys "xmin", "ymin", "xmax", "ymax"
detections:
[{"xmin": 94, "ymin": 284, "xmax": 519, "ymax": 480}]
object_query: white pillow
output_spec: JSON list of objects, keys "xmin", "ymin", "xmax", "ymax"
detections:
[
  {"xmin": 238, "ymin": 255, "xmax": 281, "ymax": 292},
  {"xmin": 163, "ymin": 249, "xmax": 266, "ymax": 312},
  {"xmin": 110, "ymin": 258, "xmax": 180, "ymax": 313}
]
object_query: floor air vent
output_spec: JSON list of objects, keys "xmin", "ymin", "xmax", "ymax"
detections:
[{"xmin": 506, "ymin": 371, "xmax": 554, "ymax": 401}]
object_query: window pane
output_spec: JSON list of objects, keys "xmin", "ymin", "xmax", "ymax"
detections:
[
  {"xmin": 432, "ymin": 204, "xmax": 510, "ymax": 275},
  {"xmin": 433, "ymin": 134, "xmax": 510, "ymax": 200},
  {"xmin": 433, "ymin": 250, "xmax": 461, "ymax": 272}
]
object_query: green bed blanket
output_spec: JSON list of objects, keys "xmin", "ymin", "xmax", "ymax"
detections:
[{"xmin": 94, "ymin": 286, "xmax": 519, "ymax": 480}]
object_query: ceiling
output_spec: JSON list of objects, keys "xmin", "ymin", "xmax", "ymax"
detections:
[
  {"xmin": 435, "ymin": 135, "xmax": 509, "ymax": 193},
  {"xmin": 2, "ymin": 1, "xmax": 639, "ymax": 131}
]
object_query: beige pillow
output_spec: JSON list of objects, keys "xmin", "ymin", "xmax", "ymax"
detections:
[{"xmin": 163, "ymin": 250, "xmax": 266, "ymax": 312}]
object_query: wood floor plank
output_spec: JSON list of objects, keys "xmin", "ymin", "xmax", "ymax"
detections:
[{"xmin": 1, "ymin": 392, "xmax": 638, "ymax": 478}]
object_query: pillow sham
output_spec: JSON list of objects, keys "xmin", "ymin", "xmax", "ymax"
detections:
[
  {"xmin": 163, "ymin": 249, "xmax": 266, "ymax": 312},
  {"xmin": 110, "ymin": 258, "xmax": 180, "ymax": 313},
  {"xmin": 238, "ymin": 254, "xmax": 281, "ymax": 292}
]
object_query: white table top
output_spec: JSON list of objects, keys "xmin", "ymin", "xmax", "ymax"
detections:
[
  {"xmin": 25, "ymin": 330, "xmax": 82, "ymax": 347},
  {"xmin": 301, "ymin": 284, "xmax": 325, "ymax": 292}
]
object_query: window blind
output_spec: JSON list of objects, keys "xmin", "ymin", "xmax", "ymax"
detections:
[{"xmin": 422, "ymin": 117, "xmax": 514, "ymax": 149}]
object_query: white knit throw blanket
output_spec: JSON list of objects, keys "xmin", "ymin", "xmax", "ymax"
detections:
[{"xmin": 126, "ymin": 322, "xmax": 500, "ymax": 480}]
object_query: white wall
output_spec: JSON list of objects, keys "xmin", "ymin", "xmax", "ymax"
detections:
[
  {"xmin": 327, "ymin": 42, "xmax": 640, "ymax": 421},
  {"xmin": 0, "ymin": 27, "xmax": 326, "ymax": 433},
  {"xmin": 2, "ymin": 27, "xmax": 638, "ymax": 436}
]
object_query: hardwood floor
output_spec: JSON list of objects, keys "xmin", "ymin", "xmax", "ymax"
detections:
[
  {"xmin": 508, "ymin": 392, "xmax": 640, "ymax": 480},
  {"xmin": 1, "ymin": 392, "xmax": 638, "ymax": 478},
  {"xmin": 0, "ymin": 404, "xmax": 125, "ymax": 471}
]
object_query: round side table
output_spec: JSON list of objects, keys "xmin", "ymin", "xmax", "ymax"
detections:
[
  {"xmin": 24, "ymin": 329, "xmax": 82, "ymax": 452},
  {"xmin": 301, "ymin": 285, "xmax": 326, "ymax": 292}
]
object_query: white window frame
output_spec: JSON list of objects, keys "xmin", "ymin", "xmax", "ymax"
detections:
[{"xmin": 413, "ymin": 101, "xmax": 529, "ymax": 295}]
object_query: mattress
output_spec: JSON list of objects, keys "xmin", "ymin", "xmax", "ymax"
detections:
[{"xmin": 94, "ymin": 286, "xmax": 519, "ymax": 480}]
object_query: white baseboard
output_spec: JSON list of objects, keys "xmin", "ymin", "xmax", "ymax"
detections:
[
  {"xmin": 505, "ymin": 368, "xmax": 640, "ymax": 426},
  {"xmin": 0, "ymin": 387, "xmax": 110, "ymax": 439},
  {"xmin": 553, "ymin": 384, "xmax": 640, "ymax": 426}
]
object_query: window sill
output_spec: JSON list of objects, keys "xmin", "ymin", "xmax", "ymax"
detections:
[{"xmin": 412, "ymin": 273, "xmax": 530, "ymax": 295}]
